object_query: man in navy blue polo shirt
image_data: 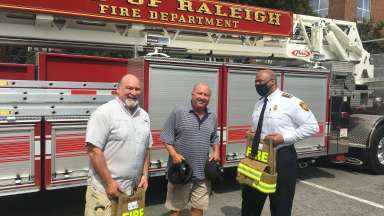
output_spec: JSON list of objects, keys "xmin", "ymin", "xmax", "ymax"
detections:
[{"xmin": 161, "ymin": 83, "xmax": 220, "ymax": 216}]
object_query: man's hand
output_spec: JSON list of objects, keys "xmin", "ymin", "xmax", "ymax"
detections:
[
  {"xmin": 210, "ymin": 144, "xmax": 221, "ymax": 162},
  {"xmin": 138, "ymin": 175, "xmax": 149, "ymax": 191},
  {"xmin": 87, "ymin": 143, "xmax": 121, "ymax": 199},
  {"xmin": 105, "ymin": 179, "xmax": 122, "ymax": 198},
  {"xmin": 265, "ymin": 133, "xmax": 284, "ymax": 146},
  {"xmin": 209, "ymin": 149, "xmax": 221, "ymax": 162},
  {"xmin": 171, "ymin": 152, "xmax": 185, "ymax": 164}
]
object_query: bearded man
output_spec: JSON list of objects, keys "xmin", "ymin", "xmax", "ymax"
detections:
[{"xmin": 84, "ymin": 74, "xmax": 152, "ymax": 216}]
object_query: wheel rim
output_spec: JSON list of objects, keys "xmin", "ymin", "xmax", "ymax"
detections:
[{"xmin": 378, "ymin": 137, "xmax": 384, "ymax": 165}]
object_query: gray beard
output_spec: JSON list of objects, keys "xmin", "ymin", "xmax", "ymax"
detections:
[{"xmin": 125, "ymin": 98, "xmax": 139, "ymax": 109}]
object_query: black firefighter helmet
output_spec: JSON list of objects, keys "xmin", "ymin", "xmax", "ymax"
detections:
[
  {"xmin": 205, "ymin": 160, "xmax": 224, "ymax": 183},
  {"xmin": 167, "ymin": 160, "xmax": 193, "ymax": 185}
]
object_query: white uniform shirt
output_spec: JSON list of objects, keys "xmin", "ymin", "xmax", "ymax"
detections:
[
  {"xmin": 252, "ymin": 89, "xmax": 319, "ymax": 149},
  {"xmin": 86, "ymin": 97, "xmax": 152, "ymax": 193}
]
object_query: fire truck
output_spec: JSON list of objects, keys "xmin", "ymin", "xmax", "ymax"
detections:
[{"xmin": 0, "ymin": 1, "xmax": 383, "ymax": 197}]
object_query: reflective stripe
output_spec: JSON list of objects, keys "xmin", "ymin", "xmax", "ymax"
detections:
[
  {"xmin": 237, "ymin": 162, "xmax": 277, "ymax": 193},
  {"xmin": 238, "ymin": 167, "xmax": 259, "ymax": 182},
  {"xmin": 238, "ymin": 163, "xmax": 262, "ymax": 180},
  {"xmin": 253, "ymin": 182, "xmax": 276, "ymax": 193},
  {"xmin": 259, "ymin": 180, "xmax": 276, "ymax": 189},
  {"xmin": 254, "ymin": 180, "xmax": 276, "ymax": 190}
]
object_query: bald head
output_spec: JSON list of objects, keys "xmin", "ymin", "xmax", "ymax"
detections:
[
  {"xmin": 192, "ymin": 82, "xmax": 211, "ymax": 95},
  {"xmin": 117, "ymin": 74, "xmax": 141, "ymax": 109},
  {"xmin": 255, "ymin": 69, "xmax": 277, "ymax": 96},
  {"xmin": 118, "ymin": 74, "xmax": 140, "ymax": 88},
  {"xmin": 257, "ymin": 69, "xmax": 276, "ymax": 81},
  {"xmin": 191, "ymin": 82, "xmax": 211, "ymax": 113}
]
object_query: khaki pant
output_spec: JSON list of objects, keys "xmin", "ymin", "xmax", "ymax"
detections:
[
  {"xmin": 165, "ymin": 179, "xmax": 211, "ymax": 211},
  {"xmin": 84, "ymin": 185, "xmax": 117, "ymax": 216}
]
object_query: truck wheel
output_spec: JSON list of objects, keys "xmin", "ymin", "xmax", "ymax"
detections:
[{"xmin": 366, "ymin": 125, "xmax": 384, "ymax": 174}]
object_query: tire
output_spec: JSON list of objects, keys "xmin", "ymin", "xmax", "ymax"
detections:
[{"xmin": 366, "ymin": 125, "xmax": 384, "ymax": 174}]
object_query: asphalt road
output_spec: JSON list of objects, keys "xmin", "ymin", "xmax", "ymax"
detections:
[{"xmin": 1, "ymin": 161, "xmax": 384, "ymax": 216}]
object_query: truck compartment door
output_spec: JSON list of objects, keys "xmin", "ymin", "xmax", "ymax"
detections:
[
  {"xmin": 44, "ymin": 119, "xmax": 89, "ymax": 190},
  {"xmin": 147, "ymin": 61, "xmax": 221, "ymax": 175},
  {"xmin": 0, "ymin": 119, "xmax": 41, "ymax": 196},
  {"xmin": 283, "ymin": 74, "xmax": 328, "ymax": 157}
]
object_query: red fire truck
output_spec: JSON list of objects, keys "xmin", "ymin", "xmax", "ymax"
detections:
[{"xmin": 0, "ymin": 0, "xmax": 383, "ymax": 197}]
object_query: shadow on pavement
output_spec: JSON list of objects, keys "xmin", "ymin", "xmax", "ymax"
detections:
[
  {"xmin": 221, "ymin": 206, "xmax": 241, "ymax": 216},
  {"xmin": 297, "ymin": 154, "xmax": 376, "ymax": 181},
  {"xmin": 297, "ymin": 163, "xmax": 336, "ymax": 180},
  {"xmin": 159, "ymin": 209, "xmax": 190, "ymax": 216}
]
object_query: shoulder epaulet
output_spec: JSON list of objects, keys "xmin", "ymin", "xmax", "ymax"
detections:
[
  {"xmin": 282, "ymin": 92, "xmax": 293, "ymax": 98},
  {"xmin": 299, "ymin": 101, "xmax": 310, "ymax": 112}
]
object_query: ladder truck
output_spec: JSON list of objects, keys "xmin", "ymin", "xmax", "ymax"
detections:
[{"xmin": 0, "ymin": 0, "xmax": 382, "ymax": 197}]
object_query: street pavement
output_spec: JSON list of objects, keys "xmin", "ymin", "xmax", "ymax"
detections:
[{"xmin": 1, "ymin": 161, "xmax": 383, "ymax": 216}]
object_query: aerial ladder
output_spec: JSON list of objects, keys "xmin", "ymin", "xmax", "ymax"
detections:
[{"xmin": 0, "ymin": 12, "xmax": 375, "ymax": 83}]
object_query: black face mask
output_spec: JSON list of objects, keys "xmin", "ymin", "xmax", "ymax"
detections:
[
  {"xmin": 255, "ymin": 84, "xmax": 270, "ymax": 96},
  {"xmin": 255, "ymin": 79, "xmax": 272, "ymax": 96}
]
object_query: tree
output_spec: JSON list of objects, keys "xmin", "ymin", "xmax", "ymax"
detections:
[
  {"xmin": 357, "ymin": 20, "xmax": 384, "ymax": 54},
  {"xmin": 223, "ymin": 0, "xmax": 315, "ymax": 15}
]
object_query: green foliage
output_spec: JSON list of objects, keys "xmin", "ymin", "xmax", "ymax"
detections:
[
  {"xmin": 357, "ymin": 20, "xmax": 384, "ymax": 54},
  {"xmin": 223, "ymin": 0, "xmax": 315, "ymax": 15}
]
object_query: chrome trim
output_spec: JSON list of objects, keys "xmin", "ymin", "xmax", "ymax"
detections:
[
  {"xmin": 227, "ymin": 63, "xmax": 330, "ymax": 73},
  {"xmin": 378, "ymin": 137, "xmax": 384, "ymax": 165},
  {"xmin": 348, "ymin": 142, "xmax": 367, "ymax": 149},
  {"xmin": 368, "ymin": 116, "xmax": 384, "ymax": 149},
  {"xmin": 0, "ymin": 187, "xmax": 39, "ymax": 197},
  {"xmin": 46, "ymin": 181, "xmax": 87, "ymax": 190}
]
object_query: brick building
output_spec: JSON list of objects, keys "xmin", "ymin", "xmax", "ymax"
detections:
[{"xmin": 310, "ymin": 0, "xmax": 384, "ymax": 23}]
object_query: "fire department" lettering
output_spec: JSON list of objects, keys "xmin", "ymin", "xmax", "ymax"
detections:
[
  {"xmin": 149, "ymin": 11, "xmax": 240, "ymax": 29},
  {"xmin": 98, "ymin": 0, "xmax": 282, "ymax": 28}
]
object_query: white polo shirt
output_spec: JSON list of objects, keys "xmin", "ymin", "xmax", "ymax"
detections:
[
  {"xmin": 86, "ymin": 97, "xmax": 152, "ymax": 194},
  {"xmin": 252, "ymin": 89, "xmax": 319, "ymax": 149}
]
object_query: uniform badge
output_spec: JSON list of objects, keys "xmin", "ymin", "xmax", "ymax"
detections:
[
  {"xmin": 282, "ymin": 93, "xmax": 293, "ymax": 98},
  {"xmin": 258, "ymin": 143, "xmax": 263, "ymax": 150},
  {"xmin": 299, "ymin": 101, "xmax": 310, "ymax": 112},
  {"xmin": 272, "ymin": 105, "xmax": 278, "ymax": 111}
]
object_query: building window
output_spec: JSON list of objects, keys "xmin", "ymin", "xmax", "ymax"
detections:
[
  {"xmin": 310, "ymin": 0, "xmax": 329, "ymax": 17},
  {"xmin": 357, "ymin": 0, "xmax": 371, "ymax": 21}
]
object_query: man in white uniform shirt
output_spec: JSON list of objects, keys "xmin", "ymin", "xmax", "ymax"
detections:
[{"xmin": 241, "ymin": 69, "xmax": 319, "ymax": 216}]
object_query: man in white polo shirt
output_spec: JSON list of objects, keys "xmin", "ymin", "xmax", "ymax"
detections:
[{"xmin": 84, "ymin": 74, "xmax": 152, "ymax": 216}]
